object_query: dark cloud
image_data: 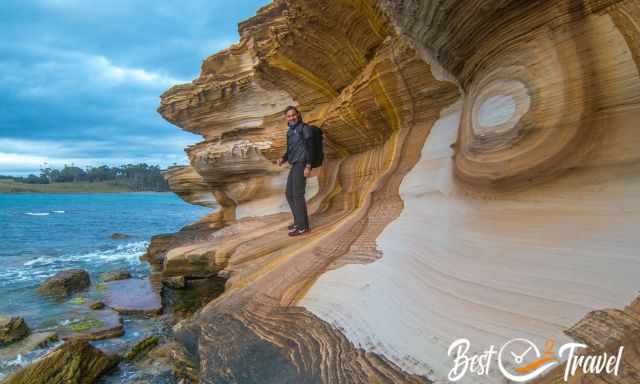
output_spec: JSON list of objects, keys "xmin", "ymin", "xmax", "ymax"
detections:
[{"xmin": 0, "ymin": 0, "xmax": 270, "ymax": 175}]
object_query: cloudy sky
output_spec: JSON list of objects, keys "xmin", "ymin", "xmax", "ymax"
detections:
[{"xmin": 0, "ymin": 0, "xmax": 270, "ymax": 176}]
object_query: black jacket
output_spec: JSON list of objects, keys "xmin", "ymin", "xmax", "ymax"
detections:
[{"xmin": 281, "ymin": 121, "xmax": 315, "ymax": 167}]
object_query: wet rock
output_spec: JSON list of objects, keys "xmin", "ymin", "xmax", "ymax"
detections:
[
  {"xmin": 0, "ymin": 317, "xmax": 30, "ymax": 346},
  {"xmin": 2, "ymin": 339, "xmax": 119, "ymax": 384},
  {"xmin": 158, "ymin": 340, "xmax": 198, "ymax": 383},
  {"xmin": 104, "ymin": 278, "xmax": 162, "ymax": 316},
  {"xmin": 87, "ymin": 300, "xmax": 105, "ymax": 310},
  {"xmin": 123, "ymin": 335, "xmax": 159, "ymax": 361},
  {"xmin": 139, "ymin": 346, "xmax": 177, "ymax": 378},
  {"xmin": 140, "ymin": 233, "xmax": 175, "ymax": 268},
  {"xmin": 110, "ymin": 232, "xmax": 131, "ymax": 240},
  {"xmin": 37, "ymin": 269, "xmax": 90, "ymax": 297},
  {"xmin": 161, "ymin": 276, "xmax": 186, "ymax": 289},
  {"xmin": 100, "ymin": 269, "xmax": 132, "ymax": 282},
  {"xmin": 163, "ymin": 276, "xmax": 226, "ymax": 318},
  {"xmin": 58, "ymin": 309, "xmax": 123, "ymax": 341},
  {"xmin": 0, "ymin": 332, "xmax": 58, "ymax": 361},
  {"xmin": 146, "ymin": 341, "xmax": 172, "ymax": 361}
]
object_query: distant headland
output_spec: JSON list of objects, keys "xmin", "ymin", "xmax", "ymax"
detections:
[{"xmin": 0, "ymin": 163, "xmax": 171, "ymax": 193}]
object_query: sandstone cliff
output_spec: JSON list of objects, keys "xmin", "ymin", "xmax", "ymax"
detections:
[{"xmin": 151, "ymin": 1, "xmax": 640, "ymax": 383}]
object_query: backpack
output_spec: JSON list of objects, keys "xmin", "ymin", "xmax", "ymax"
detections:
[{"xmin": 308, "ymin": 125, "xmax": 324, "ymax": 168}]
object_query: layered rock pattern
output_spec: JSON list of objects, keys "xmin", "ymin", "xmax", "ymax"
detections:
[
  {"xmin": 535, "ymin": 297, "xmax": 640, "ymax": 383},
  {"xmin": 153, "ymin": 0, "xmax": 640, "ymax": 383},
  {"xmin": 2, "ymin": 339, "xmax": 119, "ymax": 384}
]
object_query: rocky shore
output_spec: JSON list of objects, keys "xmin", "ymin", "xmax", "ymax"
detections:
[{"xmin": 0, "ymin": 255, "xmax": 228, "ymax": 383}]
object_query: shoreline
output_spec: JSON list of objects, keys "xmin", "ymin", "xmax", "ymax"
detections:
[
  {"xmin": 0, "ymin": 180, "xmax": 170, "ymax": 194},
  {"xmin": 0, "ymin": 188, "xmax": 214, "ymax": 382}
]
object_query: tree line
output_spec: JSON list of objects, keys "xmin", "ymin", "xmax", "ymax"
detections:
[{"xmin": 0, "ymin": 163, "xmax": 170, "ymax": 191}]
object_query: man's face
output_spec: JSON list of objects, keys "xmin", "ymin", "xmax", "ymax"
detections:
[{"xmin": 286, "ymin": 109, "xmax": 299, "ymax": 125}]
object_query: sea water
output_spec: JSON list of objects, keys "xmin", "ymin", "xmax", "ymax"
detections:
[{"xmin": 0, "ymin": 192, "xmax": 212, "ymax": 381}]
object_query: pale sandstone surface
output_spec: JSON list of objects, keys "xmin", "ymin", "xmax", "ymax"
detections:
[{"xmin": 149, "ymin": 0, "xmax": 640, "ymax": 383}]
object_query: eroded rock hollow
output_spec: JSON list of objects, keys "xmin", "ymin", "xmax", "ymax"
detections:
[{"xmin": 152, "ymin": 1, "xmax": 640, "ymax": 383}]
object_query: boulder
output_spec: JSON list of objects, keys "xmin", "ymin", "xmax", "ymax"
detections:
[
  {"xmin": 37, "ymin": 269, "xmax": 90, "ymax": 297},
  {"xmin": 110, "ymin": 232, "xmax": 131, "ymax": 240},
  {"xmin": 100, "ymin": 269, "xmax": 131, "ymax": 282},
  {"xmin": 0, "ymin": 316, "xmax": 30, "ymax": 346},
  {"xmin": 2, "ymin": 339, "xmax": 119, "ymax": 384}
]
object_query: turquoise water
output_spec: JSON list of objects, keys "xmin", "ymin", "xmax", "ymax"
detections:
[{"xmin": 0, "ymin": 192, "xmax": 211, "ymax": 380}]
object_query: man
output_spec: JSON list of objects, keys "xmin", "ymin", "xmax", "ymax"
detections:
[{"xmin": 275, "ymin": 106, "xmax": 314, "ymax": 236}]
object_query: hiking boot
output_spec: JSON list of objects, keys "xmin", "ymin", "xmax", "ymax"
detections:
[{"xmin": 288, "ymin": 226, "xmax": 310, "ymax": 236}]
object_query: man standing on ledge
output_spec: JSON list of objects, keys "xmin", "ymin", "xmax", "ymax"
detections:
[{"xmin": 276, "ymin": 106, "xmax": 314, "ymax": 236}]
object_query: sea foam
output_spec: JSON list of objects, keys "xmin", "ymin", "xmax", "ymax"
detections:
[{"xmin": 0, "ymin": 241, "xmax": 149, "ymax": 288}]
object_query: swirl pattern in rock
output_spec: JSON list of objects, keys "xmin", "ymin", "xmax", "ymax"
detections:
[{"xmin": 152, "ymin": 0, "xmax": 640, "ymax": 383}]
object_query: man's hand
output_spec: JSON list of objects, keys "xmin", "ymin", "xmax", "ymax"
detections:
[{"xmin": 304, "ymin": 166, "xmax": 311, "ymax": 178}]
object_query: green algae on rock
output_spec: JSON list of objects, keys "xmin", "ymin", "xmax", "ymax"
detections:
[
  {"xmin": 2, "ymin": 339, "xmax": 119, "ymax": 384},
  {"xmin": 58, "ymin": 309, "xmax": 123, "ymax": 341},
  {"xmin": 123, "ymin": 335, "xmax": 159, "ymax": 361}
]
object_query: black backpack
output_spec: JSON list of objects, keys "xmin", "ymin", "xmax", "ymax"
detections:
[{"xmin": 308, "ymin": 125, "xmax": 324, "ymax": 168}]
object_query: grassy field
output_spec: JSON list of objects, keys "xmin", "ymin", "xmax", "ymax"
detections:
[{"xmin": 0, "ymin": 179, "xmax": 136, "ymax": 193}]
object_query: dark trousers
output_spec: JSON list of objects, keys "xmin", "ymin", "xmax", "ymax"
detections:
[{"xmin": 285, "ymin": 162, "xmax": 309, "ymax": 229}]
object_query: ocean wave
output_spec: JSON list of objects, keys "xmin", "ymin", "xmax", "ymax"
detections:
[
  {"xmin": 58, "ymin": 318, "xmax": 82, "ymax": 327},
  {"xmin": 25, "ymin": 212, "xmax": 49, "ymax": 216},
  {"xmin": 23, "ymin": 257, "xmax": 50, "ymax": 266},
  {"xmin": 52, "ymin": 210, "xmax": 65, "ymax": 214},
  {"xmin": 2, "ymin": 354, "xmax": 25, "ymax": 368},
  {"xmin": 0, "ymin": 339, "xmax": 63, "ymax": 374},
  {"xmin": 56, "ymin": 241, "xmax": 149, "ymax": 263},
  {"xmin": 0, "ymin": 241, "xmax": 149, "ymax": 287}
]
